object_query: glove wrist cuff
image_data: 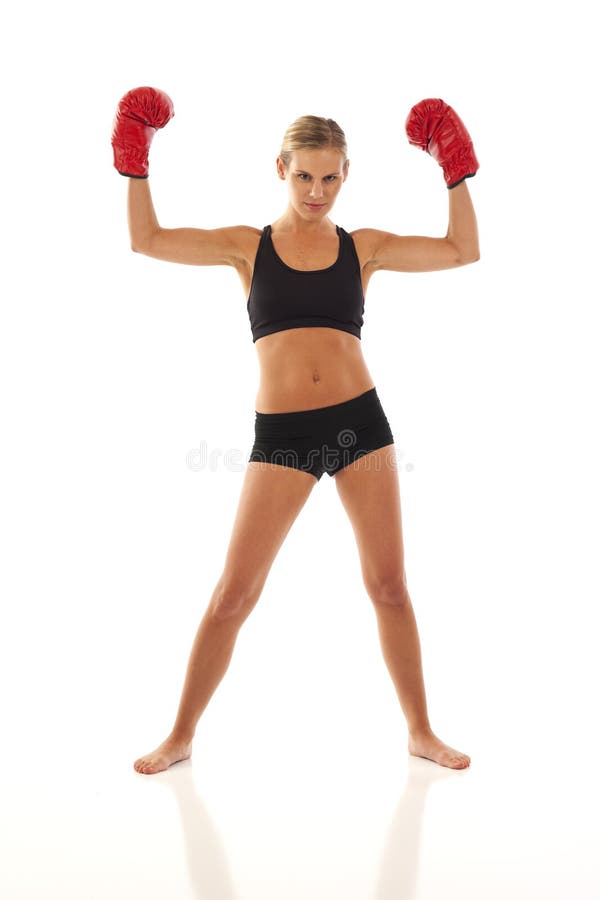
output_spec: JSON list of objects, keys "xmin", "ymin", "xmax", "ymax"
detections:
[
  {"xmin": 112, "ymin": 144, "xmax": 150, "ymax": 178},
  {"xmin": 442, "ymin": 144, "xmax": 479, "ymax": 189}
]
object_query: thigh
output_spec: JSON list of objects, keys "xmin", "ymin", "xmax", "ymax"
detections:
[
  {"xmin": 334, "ymin": 445, "xmax": 406, "ymax": 601},
  {"xmin": 218, "ymin": 460, "xmax": 316, "ymax": 609}
]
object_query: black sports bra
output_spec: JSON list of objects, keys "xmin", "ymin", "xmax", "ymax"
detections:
[{"xmin": 246, "ymin": 224, "xmax": 365, "ymax": 343}]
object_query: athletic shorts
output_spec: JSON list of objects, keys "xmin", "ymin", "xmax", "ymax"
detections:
[{"xmin": 248, "ymin": 387, "xmax": 394, "ymax": 481}]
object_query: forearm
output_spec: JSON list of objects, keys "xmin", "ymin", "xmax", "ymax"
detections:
[
  {"xmin": 446, "ymin": 180, "xmax": 480, "ymax": 261},
  {"xmin": 128, "ymin": 178, "xmax": 160, "ymax": 250}
]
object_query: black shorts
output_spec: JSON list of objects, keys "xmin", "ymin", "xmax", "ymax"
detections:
[{"xmin": 248, "ymin": 387, "xmax": 395, "ymax": 481}]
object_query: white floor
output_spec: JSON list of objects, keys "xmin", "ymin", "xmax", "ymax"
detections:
[
  {"xmin": 3, "ymin": 725, "xmax": 598, "ymax": 899},
  {"xmin": 3, "ymin": 576, "xmax": 599, "ymax": 900}
]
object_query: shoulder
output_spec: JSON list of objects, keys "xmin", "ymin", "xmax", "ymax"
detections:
[
  {"xmin": 219, "ymin": 225, "xmax": 264, "ymax": 270},
  {"xmin": 346, "ymin": 228, "xmax": 386, "ymax": 270},
  {"xmin": 225, "ymin": 225, "xmax": 263, "ymax": 259}
]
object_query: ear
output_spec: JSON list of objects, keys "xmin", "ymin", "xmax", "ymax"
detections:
[
  {"xmin": 276, "ymin": 156, "xmax": 286, "ymax": 180},
  {"xmin": 343, "ymin": 158, "xmax": 350, "ymax": 181}
]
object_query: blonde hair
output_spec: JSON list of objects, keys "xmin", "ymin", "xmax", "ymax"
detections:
[{"xmin": 279, "ymin": 115, "xmax": 348, "ymax": 170}]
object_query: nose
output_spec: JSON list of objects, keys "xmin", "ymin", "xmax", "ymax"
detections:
[{"xmin": 309, "ymin": 180, "xmax": 324, "ymax": 199}]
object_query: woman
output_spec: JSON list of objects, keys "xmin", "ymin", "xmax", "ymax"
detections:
[{"xmin": 112, "ymin": 88, "xmax": 480, "ymax": 775}]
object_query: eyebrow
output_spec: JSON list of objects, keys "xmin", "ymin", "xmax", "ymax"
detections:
[{"xmin": 294, "ymin": 169, "xmax": 340, "ymax": 177}]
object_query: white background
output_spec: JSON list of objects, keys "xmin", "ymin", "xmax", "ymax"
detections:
[{"xmin": 1, "ymin": 0, "xmax": 599, "ymax": 897}]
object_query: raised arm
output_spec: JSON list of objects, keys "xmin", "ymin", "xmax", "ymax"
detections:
[
  {"xmin": 112, "ymin": 85, "xmax": 250, "ymax": 269},
  {"xmin": 354, "ymin": 98, "xmax": 480, "ymax": 274},
  {"xmin": 128, "ymin": 178, "xmax": 249, "ymax": 267},
  {"xmin": 356, "ymin": 178, "xmax": 479, "ymax": 274}
]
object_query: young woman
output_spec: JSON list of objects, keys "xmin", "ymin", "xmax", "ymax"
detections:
[{"xmin": 112, "ymin": 87, "xmax": 480, "ymax": 775}]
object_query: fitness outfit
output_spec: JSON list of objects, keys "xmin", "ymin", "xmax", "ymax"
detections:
[
  {"xmin": 247, "ymin": 224, "xmax": 364, "ymax": 343},
  {"xmin": 247, "ymin": 224, "xmax": 394, "ymax": 481}
]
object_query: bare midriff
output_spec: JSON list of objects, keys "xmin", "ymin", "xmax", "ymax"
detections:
[{"xmin": 253, "ymin": 326, "xmax": 376, "ymax": 413}]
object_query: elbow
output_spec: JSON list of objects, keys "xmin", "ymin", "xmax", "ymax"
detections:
[
  {"xmin": 131, "ymin": 230, "xmax": 158, "ymax": 255},
  {"xmin": 447, "ymin": 238, "xmax": 480, "ymax": 266}
]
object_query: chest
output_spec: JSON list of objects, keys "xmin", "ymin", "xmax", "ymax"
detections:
[{"xmin": 270, "ymin": 233, "xmax": 340, "ymax": 271}]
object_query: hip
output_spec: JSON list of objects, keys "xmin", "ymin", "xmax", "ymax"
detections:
[{"xmin": 249, "ymin": 386, "xmax": 394, "ymax": 480}]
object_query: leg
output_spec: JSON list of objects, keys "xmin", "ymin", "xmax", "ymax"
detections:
[
  {"xmin": 334, "ymin": 444, "xmax": 470, "ymax": 770},
  {"xmin": 134, "ymin": 461, "xmax": 317, "ymax": 774}
]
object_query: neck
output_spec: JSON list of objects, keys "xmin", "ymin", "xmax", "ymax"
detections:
[{"xmin": 272, "ymin": 206, "xmax": 335, "ymax": 234}]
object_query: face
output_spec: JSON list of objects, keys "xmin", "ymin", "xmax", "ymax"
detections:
[{"xmin": 276, "ymin": 147, "xmax": 349, "ymax": 220}]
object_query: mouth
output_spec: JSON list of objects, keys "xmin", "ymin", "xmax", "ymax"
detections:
[{"xmin": 305, "ymin": 202, "xmax": 325, "ymax": 210}]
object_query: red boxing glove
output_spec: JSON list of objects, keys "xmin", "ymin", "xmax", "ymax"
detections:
[
  {"xmin": 405, "ymin": 98, "xmax": 479, "ymax": 189},
  {"xmin": 111, "ymin": 86, "xmax": 175, "ymax": 178}
]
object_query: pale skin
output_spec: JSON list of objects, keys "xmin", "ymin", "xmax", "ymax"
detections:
[{"xmin": 129, "ymin": 144, "xmax": 479, "ymax": 774}]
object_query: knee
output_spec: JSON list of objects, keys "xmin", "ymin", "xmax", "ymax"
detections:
[
  {"xmin": 211, "ymin": 580, "xmax": 260, "ymax": 623},
  {"xmin": 366, "ymin": 573, "xmax": 410, "ymax": 608}
]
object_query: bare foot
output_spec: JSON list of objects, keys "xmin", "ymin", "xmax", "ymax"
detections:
[
  {"xmin": 133, "ymin": 734, "xmax": 192, "ymax": 775},
  {"xmin": 408, "ymin": 730, "xmax": 471, "ymax": 769}
]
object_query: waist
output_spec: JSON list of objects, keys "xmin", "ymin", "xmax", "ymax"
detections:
[{"xmin": 253, "ymin": 328, "xmax": 374, "ymax": 413}]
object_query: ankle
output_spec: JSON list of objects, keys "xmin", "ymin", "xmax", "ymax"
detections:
[
  {"xmin": 408, "ymin": 723, "xmax": 434, "ymax": 740},
  {"xmin": 170, "ymin": 728, "xmax": 195, "ymax": 746}
]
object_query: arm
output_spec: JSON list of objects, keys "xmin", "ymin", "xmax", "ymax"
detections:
[
  {"xmin": 128, "ymin": 178, "xmax": 247, "ymax": 267},
  {"xmin": 114, "ymin": 87, "xmax": 250, "ymax": 268},
  {"xmin": 447, "ymin": 178, "xmax": 479, "ymax": 261},
  {"xmin": 128, "ymin": 177, "xmax": 159, "ymax": 249},
  {"xmin": 356, "ymin": 179, "xmax": 480, "ymax": 274}
]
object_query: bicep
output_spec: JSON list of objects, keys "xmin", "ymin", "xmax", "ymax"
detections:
[
  {"xmin": 133, "ymin": 225, "xmax": 247, "ymax": 267},
  {"xmin": 357, "ymin": 228, "xmax": 464, "ymax": 274}
]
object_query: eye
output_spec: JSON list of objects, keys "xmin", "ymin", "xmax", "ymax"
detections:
[
  {"xmin": 296, "ymin": 173, "xmax": 310, "ymax": 180},
  {"xmin": 325, "ymin": 175, "xmax": 338, "ymax": 182}
]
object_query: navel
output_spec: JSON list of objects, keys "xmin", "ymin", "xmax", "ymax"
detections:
[{"xmin": 312, "ymin": 369, "xmax": 321, "ymax": 384}]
